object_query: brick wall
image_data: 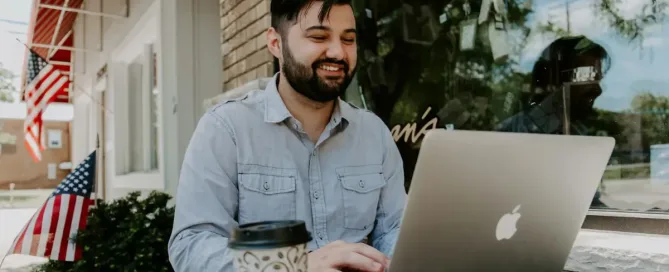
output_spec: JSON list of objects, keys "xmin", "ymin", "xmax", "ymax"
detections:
[
  {"xmin": 220, "ymin": 0, "xmax": 275, "ymax": 91},
  {"xmin": 0, "ymin": 119, "xmax": 71, "ymax": 190}
]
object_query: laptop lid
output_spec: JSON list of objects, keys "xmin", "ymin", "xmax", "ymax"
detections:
[{"xmin": 389, "ymin": 130, "xmax": 614, "ymax": 271}]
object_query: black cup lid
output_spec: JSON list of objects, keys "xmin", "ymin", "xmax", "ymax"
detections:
[{"xmin": 229, "ymin": 220, "xmax": 312, "ymax": 249}]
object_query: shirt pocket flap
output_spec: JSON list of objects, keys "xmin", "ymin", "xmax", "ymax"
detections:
[
  {"xmin": 238, "ymin": 164, "xmax": 297, "ymax": 195},
  {"xmin": 337, "ymin": 165, "xmax": 386, "ymax": 193}
]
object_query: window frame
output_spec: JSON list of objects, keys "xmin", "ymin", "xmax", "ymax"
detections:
[
  {"xmin": 108, "ymin": 2, "xmax": 161, "ymax": 179},
  {"xmin": 583, "ymin": 211, "xmax": 669, "ymax": 235},
  {"xmin": 343, "ymin": 80, "xmax": 669, "ymax": 235},
  {"xmin": 347, "ymin": 0, "xmax": 669, "ymax": 234},
  {"xmin": 47, "ymin": 129, "xmax": 63, "ymax": 149}
]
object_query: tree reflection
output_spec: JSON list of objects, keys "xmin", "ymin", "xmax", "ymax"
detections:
[
  {"xmin": 595, "ymin": 0, "xmax": 668, "ymax": 46},
  {"xmin": 349, "ymin": 0, "xmax": 669, "ymax": 205},
  {"xmin": 631, "ymin": 92, "xmax": 669, "ymax": 152}
]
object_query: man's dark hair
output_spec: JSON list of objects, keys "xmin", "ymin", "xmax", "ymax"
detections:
[{"xmin": 270, "ymin": 0, "xmax": 352, "ymax": 36}]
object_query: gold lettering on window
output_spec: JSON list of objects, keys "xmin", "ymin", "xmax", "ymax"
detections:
[{"xmin": 391, "ymin": 107, "xmax": 439, "ymax": 143}]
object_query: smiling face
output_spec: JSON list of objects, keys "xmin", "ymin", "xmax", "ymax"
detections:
[{"xmin": 267, "ymin": 1, "xmax": 357, "ymax": 102}]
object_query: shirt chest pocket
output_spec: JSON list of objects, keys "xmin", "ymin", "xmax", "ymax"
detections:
[
  {"xmin": 337, "ymin": 165, "xmax": 387, "ymax": 230},
  {"xmin": 238, "ymin": 165, "xmax": 297, "ymax": 225}
]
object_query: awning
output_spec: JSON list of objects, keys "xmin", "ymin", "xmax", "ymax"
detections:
[
  {"xmin": 22, "ymin": 0, "xmax": 127, "ymax": 105},
  {"xmin": 21, "ymin": 0, "xmax": 86, "ymax": 104}
]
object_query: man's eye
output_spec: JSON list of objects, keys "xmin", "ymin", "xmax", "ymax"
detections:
[
  {"xmin": 343, "ymin": 38, "xmax": 356, "ymax": 43},
  {"xmin": 310, "ymin": 36, "xmax": 327, "ymax": 41}
]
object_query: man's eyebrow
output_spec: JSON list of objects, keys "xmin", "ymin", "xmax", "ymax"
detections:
[
  {"xmin": 305, "ymin": 25, "xmax": 331, "ymax": 32},
  {"xmin": 304, "ymin": 26, "xmax": 357, "ymax": 34}
]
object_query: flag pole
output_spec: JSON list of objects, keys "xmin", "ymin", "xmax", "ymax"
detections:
[
  {"xmin": 0, "ymin": 243, "xmax": 9, "ymax": 269},
  {"xmin": 95, "ymin": 134, "xmax": 100, "ymax": 208},
  {"xmin": 0, "ymin": 241, "xmax": 10, "ymax": 269}
]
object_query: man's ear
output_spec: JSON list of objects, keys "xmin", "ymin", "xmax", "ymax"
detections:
[{"xmin": 267, "ymin": 27, "xmax": 282, "ymax": 60}]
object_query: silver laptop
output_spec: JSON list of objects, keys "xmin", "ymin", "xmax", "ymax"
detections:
[{"xmin": 388, "ymin": 129, "xmax": 615, "ymax": 271}]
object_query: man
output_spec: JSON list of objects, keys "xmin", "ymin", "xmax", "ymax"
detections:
[
  {"xmin": 496, "ymin": 36, "xmax": 611, "ymax": 206},
  {"xmin": 167, "ymin": 0, "xmax": 407, "ymax": 271}
]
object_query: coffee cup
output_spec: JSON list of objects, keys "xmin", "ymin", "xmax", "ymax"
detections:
[{"xmin": 229, "ymin": 220, "xmax": 312, "ymax": 272}]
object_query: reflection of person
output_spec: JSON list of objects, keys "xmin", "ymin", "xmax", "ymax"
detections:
[
  {"xmin": 496, "ymin": 36, "xmax": 611, "ymax": 206},
  {"xmin": 497, "ymin": 36, "xmax": 609, "ymax": 134},
  {"xmin": 168, "ymin": 0, "xmax": 405, "ymax": 271}
]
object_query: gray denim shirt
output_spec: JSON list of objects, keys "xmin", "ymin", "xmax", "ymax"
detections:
[{"xmin": 168, "ymin": 74, "xmax": 407, "ymax": 272}]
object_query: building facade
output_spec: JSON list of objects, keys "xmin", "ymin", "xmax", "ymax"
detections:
[
  {"xmin": 22, "ymin": 0, "xmax": 667, "ymax": 216},
  {"xmin": 26, "ymin": 0, "xmax": 224, "ymax": 200},
  {"xmin": 12, "ymin": 0, "xmax": 669, "ymax": 269},
  {"xmin": 57, "ymin": 0, "xmax": 277, "ymax": 200},
  {"xmin": 0, "ymin": 103, "xmax": 72, "ymax": 190}
]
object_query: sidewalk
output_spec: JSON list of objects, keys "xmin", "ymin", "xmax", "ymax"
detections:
[
  {"xmin": 0, "ymin": 208, "xmax": 48, "ymax": 271},
  {"xmin": 0, "ymin": 190, "xmax": 52, "ymax": 209}
]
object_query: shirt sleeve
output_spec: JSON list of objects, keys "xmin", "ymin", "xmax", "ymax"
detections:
[
  {"xmin": 168, "ymin": 110, "xmax": 239, "ymax": 272},
  {"xmin": 370, "ymin": 125, "xmax": 407, "ymax": 258}
]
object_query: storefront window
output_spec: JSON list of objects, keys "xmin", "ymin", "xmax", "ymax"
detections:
[{"xmin": 348, "ymin": 0, "xmax": 669, "ymax": 213}]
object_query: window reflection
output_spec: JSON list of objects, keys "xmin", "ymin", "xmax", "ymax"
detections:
[{"xmin": 350, "ymin": 0, "xmax": 669, "ymax": 212}]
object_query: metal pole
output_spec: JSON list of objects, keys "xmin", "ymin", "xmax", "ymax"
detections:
[
  {"xmin": 95, "ymin": 134, "xmax": 100, "ymax": 207},
  {"xmin": 565, "ymin": 0, "xmax": 571, "ymax": 34},
  {"xmin": 39, "ymin": 3, "xmax": 128, "ymax": 19},
  {"xmin": 47, "ymin": 30, "xmax": 73, "ymax": 61},
  {"xmin": 9, "ymin": 183, "xmax": 15, "ymax": 208},
  {"xmin": 47, "ymin": 0, "xmax": 71, "ymax": 58},
  {"xmin": 28, "ymin": 43, "xmax": 99, "ymax": 53}
]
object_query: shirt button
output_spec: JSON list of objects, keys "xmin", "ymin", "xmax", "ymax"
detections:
[
  {"xmin": 313, "ymin": 191, "xmax": 320, "ymax": 199},
  {"xmin": 359, "ymin": 180, "xmax": 365, "ymax": 188},
  {"xmin": 317, "ymin": 232, "xmax": 323, "ymax": 239},
  {"xmin": 263, "ymin": 182, "xmax": 270, "ymax": 190}
]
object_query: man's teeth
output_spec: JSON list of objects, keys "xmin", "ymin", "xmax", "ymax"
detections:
[{"xmin": 320, "ymin": 65, "xmax": 340, "ymax": 71}]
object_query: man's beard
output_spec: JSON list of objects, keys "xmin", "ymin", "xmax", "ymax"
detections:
[{"xmin": 281, "ymin": 43, "xmax": 355, "ymax": 102}]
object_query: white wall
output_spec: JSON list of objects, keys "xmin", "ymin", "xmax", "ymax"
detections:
[
  {"xmin": 71, "ymin": 0, "xmax": 159, "ymax": 200},
  {"xmin": 160, "ymin": 0, "xmax": 223, "ymax": 197},
  {"xmin": 71, "ymin": 0, "xmax": 155, "ymax": 164},
  {"xmin": 71, "ymin": 0, "xmax": 222, "ymax": 200},
  {"xmin": 72, "ymin": 0, "xmax": 222, "ymax": 200}
]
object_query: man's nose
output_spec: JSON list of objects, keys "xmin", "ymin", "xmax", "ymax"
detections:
[{"xmin": 326, "ymin": 40, "xmax": 345, "ymax": 60}]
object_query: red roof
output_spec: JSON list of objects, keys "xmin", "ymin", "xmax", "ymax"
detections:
[{"xmin": 22, "ymin": 0, "xmax": 84, "ymax": 103}]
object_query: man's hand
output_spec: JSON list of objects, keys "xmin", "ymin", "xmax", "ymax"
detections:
[{"xmin": 308, "ymin": 240, "xmax": 390, "ymax": 272}]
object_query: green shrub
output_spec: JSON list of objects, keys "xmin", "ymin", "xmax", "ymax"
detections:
[{"xmin": 34, "ymin": 191, "xmax": 175, "ymax": 272}]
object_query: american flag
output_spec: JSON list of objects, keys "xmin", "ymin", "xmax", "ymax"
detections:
[
  {"xmin": 23, "ymin": 49, "xmax": 69, "ymax": 162},
  {"xmin": 7, "ymin": 150, "xmax": 96, "ymax": 262}
]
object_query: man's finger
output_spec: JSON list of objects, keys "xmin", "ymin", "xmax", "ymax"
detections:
[
  {"xmin": 351, "ymin": 243, "xmax": 390, "ymax": 267},
  {"xmin": 332, "ymin": 251, "xmax": 383, "ymax": 272}
]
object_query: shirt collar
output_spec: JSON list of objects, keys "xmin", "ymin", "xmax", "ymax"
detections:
[
  {"xmin": 526, "ymin": 97, "xmax": 562, "ymax": 134},
  {"xmin": 264, "ymin": 74, "xmax": 292, "ymax": 123},
  {"xmin": 336, "ymin": 97, "xmax": 355, "ymax": 125},
  {"xmin": 525, "ymin": 92, "xmax": 586, "ymax": 135},
  {"xmin": 263, "ymin": 73, "xmax": 352, "ymax": 128}
]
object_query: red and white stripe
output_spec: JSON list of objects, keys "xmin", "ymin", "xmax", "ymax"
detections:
[
  {"xmin": 23, "ymin": 63, "xmax": 68, "ymax": 162},
  {"xmin": 9, "ymin": 194, "xmax": 92, "ymax": 261},
  {"xmin": 24, "ymin": 123, "xmax": 43, "ymax": 162}
]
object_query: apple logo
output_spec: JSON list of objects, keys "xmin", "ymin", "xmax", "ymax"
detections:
[{"xmin": 496, "ymin": 204, "xmax": 522, "ymax": 241}]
